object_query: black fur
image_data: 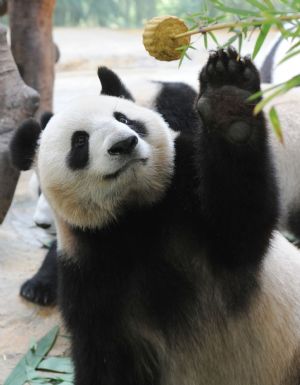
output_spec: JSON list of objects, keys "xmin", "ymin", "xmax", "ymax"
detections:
[
  {"xmin": 9, "ymin": 118, "xmax": 41, "ymax": 170},
  {"xmin": 155, "ymin": 81, "xmax": 198, "ymax": 133},
  {"xmin": 40, "ymin": 111, "xmax": 54, "ymax": 130},
  {"xmin": 195, "ymin": 48, "xmax": 277, "ymax": 269},
  {"xmin": 20, "ymin": 241, "xmax": 57, "ymax": 306},
  {"xmin": 288, "ymin": 209, "xmax": 300, "ymax": 240},
  {"xmin": 98, "ymin": 66, "xmax": 134, "ymax": 100},
  {"xmin": 58, "ymin": 49, "xmax": 278, "ymax": 385},
  {"xmin": 67, "ymin": 131, "xmax": 89, "ymax": 170}
]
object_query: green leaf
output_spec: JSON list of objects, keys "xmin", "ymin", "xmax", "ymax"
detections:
[
  {"xmin": 252, "ymin": 23, "xmax": 272, "ymax": 59},
  {"xmin": 245, "ymin": 0, "xmax": 269, "ymax": 11},
  {"xmin": 254, "ymin": 86, "xmax": 286, "ymax": 114},
  {"xmin": 269, "ymin": 106, "xmax": 284, "ymax": 144},
  {"xmin": 263, "ymin": 0, "xmax": 275, "ymax": 9},
  {"xmin": 238, "ymin": 33, "xmax": 243, "ymax": 54},
  {"xmin": 221, "ymin": 33, "xmax": 239, "ymax": 48},
  {"xmin": 204, "ymin": 32, "xmax": 208, "ymax": 49},
  {"xmin": 286, "ymin": 39, "xmax": 300, "ymax": 53},
  {"xmin": 59, "ymin": 382, "xmax": 74, "ymax": 385},
  {"xmin": 38, "ymin": 357, "xmax": 74, "ymax": 374},
  {"xmin": 248, "ymin": 83, "xmax": 283, "ymax": 102},
  {"xmin": 208, "ymin": 31, "xmax": 219, "ymax": 46},
  {"xmin": 209, "ymin": 0, "xmax": 258, "ymax": 16},
  {"xmin": 277, "ymin": 47, "xmax": 300, "ymax": 65},
  {"xmin": 3, "ymin": 326, "xmax": 59, "ymax": 385},
  {"xmin": 254, "ymin": 75, "xmax": 300, "ymax": 114}
]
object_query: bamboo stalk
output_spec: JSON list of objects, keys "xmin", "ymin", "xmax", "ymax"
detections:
[{"xmin": 175, "ymin": 13, "xmax": 300, "ymax": 39}]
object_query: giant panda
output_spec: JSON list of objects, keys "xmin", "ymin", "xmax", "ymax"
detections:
[
  {"xmin": 17, "ymin": 59, "xmax": 300, "ymax": 307},
  {"xmin": 10, "ymin": 48, "xmax": 300, "ymax": 385}
]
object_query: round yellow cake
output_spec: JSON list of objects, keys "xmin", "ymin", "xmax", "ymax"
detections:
[{"xmin": 143, "ymin": 16, "xmax": 190, "ymax": 61}]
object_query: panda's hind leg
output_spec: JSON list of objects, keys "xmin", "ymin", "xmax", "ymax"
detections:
[{"xmin": 20, "ymin": 240, "xmax": 57, "ymax": 306}]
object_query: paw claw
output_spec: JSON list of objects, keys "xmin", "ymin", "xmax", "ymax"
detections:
[{"xmin": 227, "ymin": 46, "xmax": 239, "ymax": 60}]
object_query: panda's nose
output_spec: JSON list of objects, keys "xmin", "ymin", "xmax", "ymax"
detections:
[{"xmin": 108, "ymin": 136, "xmax": 138, "ymax": 155}]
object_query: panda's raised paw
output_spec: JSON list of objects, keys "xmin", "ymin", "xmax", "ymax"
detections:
[
  {"xmin": 199, "ymin": 47, "xmax": 261, "ymax": 96},
  {"xmin": 20, "ymin": 276, "xmax": 56, "ymax": 306}
]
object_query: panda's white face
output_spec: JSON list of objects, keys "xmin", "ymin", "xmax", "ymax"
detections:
[{"xmin": 38, "ymin": 95, "xmax": 176, "ymax": 229}]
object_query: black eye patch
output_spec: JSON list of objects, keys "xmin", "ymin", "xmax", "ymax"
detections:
[
  {"xmin": 67, "ymin": 131, "xmax": 89, "ymax": 170},
  {"xmin": 114, "ymin": 111, "xmax": 147, "ymax": 137}
]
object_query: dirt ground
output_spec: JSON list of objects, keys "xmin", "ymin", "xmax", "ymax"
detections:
[{"xmin": 0, "ymin": 27, "xmax": 279, "ymax": 382}]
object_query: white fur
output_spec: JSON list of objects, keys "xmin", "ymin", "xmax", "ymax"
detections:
[
  {"xmin": 127, "ymin": 79, "xmax": 162, "ymax": 109},
  {"xmin": 38, "ymin": 94, "xmax": 176, "ymax": 229},
  {"xmin": 150, "ymin": 232, "xmax": 300, "ymax": 385},
  {"xmin": 266, "ymin": 89, "xmax": 300, "ymax": 231},
  {"xmin": 29, "ymin": 172, "xmax": 40, "ymax": 199},
  {"xmin": 29, "ymin": 173, "xmax": 56, "ymax": 234},
  {"xmin": 33, "ymin": 193, "xmax": 56, "ymax": 234}
]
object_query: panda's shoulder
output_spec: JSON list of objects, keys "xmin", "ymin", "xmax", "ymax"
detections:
[{"xmin": 153, "ymin": 81, "xmax": 199, "ymax": 134}]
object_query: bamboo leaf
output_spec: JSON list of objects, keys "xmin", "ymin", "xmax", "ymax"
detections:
[
  {"xmin": 263, "ymin": 0, "xmax": 275, "ymax": 9},
  {"xmin": 238, "ymin": 33, "xmax": 243, "ymax": 54},
  {"xmin": 38, "ymin": 357, "xmax": 74, "ymax": 374},
  {"xmin": 254, "ymin": 75, "xmax": 300, "ymax": 114},
  {"xmin": 209, "ymin": 0, "xmax": 258, "ymax": 16},
  {"xmin": 248, "ymin": 83, "xmax": 283, "ymax": 102},
  {"xmin": 254, "ymin": 86, "xmax": 286, "ymax": 114},
  {"xmin": 208, "ymin": 31, "xmax": 219, "ymax": 46},
  {"xmin": 277, "ymin": 47, "xmax": 300, "ymax": 65},
  {"xmin": 252, "ymin": 23, "xmax": 272, "ymax": 59},
  {"xmin": 245, "ymin": 0, "xmax": 269, "ymax": 11},
  {"xmin": 204, "ymin": 32, "xmax": 208, "ymax": 49},
  {"xmin": 3, "ymin": 326, "xmax": 59, "ymax": 385},
  {"xmin": 269, "ymin": 106, "xmax": 284, "ymax": 144},
  {"xmin": 221, "ymin": 33, "xmax": 239, "ymax": 48}
]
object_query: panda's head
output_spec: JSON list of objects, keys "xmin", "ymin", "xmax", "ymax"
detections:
[{"xmin": 10, "ymin": 70, "xmax": 176, "ymax": 229}]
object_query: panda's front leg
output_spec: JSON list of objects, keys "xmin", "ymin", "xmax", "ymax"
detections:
[{"xmin": 195, "ymin": 48, "xmax": 278, "ymax": 269}]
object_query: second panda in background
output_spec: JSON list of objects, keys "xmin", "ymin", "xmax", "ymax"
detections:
[{"xmin": 10, "ymin": 49, "xmax": 300, "ymax": 385}]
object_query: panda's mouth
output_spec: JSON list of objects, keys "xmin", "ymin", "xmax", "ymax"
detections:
[{"xmin": 103, "ymin": 158, "xmax": 148, "ymax": 180}]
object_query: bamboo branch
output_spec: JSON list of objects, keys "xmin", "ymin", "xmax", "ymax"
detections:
[{"xmin": 175, "ymin": 13, "xmax": 300, "ymax": 39}]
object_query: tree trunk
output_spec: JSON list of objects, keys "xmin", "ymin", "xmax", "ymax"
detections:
[
  {"xmin": 0, "ymin": 0, "xmax": 7, "ymax": 16},
  {"xmin": 8, "ymin": 0, "xmax": 56, "ymax": 116},
  {"xmin": 0, "ymin": 25, "xmax": 39, "ymax": 223}
]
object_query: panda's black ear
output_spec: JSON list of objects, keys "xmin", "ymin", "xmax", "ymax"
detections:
[
  {"xmin": 97, "ymin": 66, "xmax": 134, "ymax": 101},
  {"xmin": 9, "ymin": 118, "xmax": 41, "ymax": 171},
  {"xmin": 40, "ymin": 111, "xmax": 53, "ymax": 130}
]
